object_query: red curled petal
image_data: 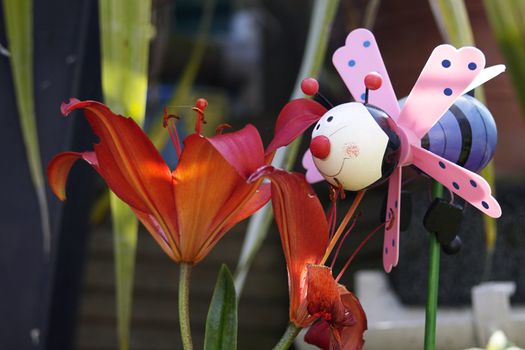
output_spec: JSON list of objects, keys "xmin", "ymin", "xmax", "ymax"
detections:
[
  {"xmin": 258, "ymin": 168, "xmax": 329, "ymax": 326},
  {"xmin": 337, "ymin": 287, "xmax": 367, "ymax": 350},
  {"xmin": 265, "ymin": 98, "xmax": 327, "ymax": 155},
  {"xmin": 304, "ymin": 320, "xmax": 331, "ymax": 350},
  {"xmin": 207, "ymin": 124, "xmax": 265, "ymax": 179},
  {"xmin": 47, "ymin": 152, "xmax": 83, "ymax": 200},
  {"xmin": 306, "ymin": 265, "xmax": 346, "ymax": 324},
  {"xmin": 59, "ymin": 99, "xmax": 178, "ymax": 235}
]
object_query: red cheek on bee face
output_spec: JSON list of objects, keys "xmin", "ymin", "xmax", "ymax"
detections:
[{"xmin": 310, "ymin": 136, "xmax": 331, "ymax": 159}]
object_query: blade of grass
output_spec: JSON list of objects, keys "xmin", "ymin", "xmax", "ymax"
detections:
[
  {"xmin": 430, "ymin": 0, "xmax": 498, "ymax": 280},
  {"xmin": 234, "ymin": 0, "xmax": 340, "ymax": 295},
  {"xmin": 90, "ymin": 0, "xmax": 216, "ymax": 225},
  {"xmin": 2, "ymin": 0, "xmax": 52, "ymax": 255},
  {"xmin": 149, "ymin": 0, "xmax": 216, "ymax": 149},
  {"xmin": 99, "ymin": 1, "xmax": 153, "ymax": 349},
  {"xmin": 483, "ymin": 0, "xmax": 525, "ymax": 118}
]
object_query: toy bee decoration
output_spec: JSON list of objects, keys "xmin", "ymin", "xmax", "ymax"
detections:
[{"xmin": 294, "ymin": 28, "xmax": 505, "ymax": 272}]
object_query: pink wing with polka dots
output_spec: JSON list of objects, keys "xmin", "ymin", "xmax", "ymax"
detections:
[
  {"xmin": 411, "ymin": 145, "xmax": 501, "ymax": 218},
  {"xmin": 397, "ymin": 45, "xmax": 486, "ymax": 140},
  {"xmin": 333, "ymin": 28, "xmax": 400, "ymax": 119},
  {"xmin": 383, "ymin": 166, "xmax": 402, "ymax": 272}
]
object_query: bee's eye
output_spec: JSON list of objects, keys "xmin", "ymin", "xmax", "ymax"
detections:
[
  {"xmin": 327, "ymin": 116, "xmax": 334, "ymax": 122},
  {"xmin": 315, "ymin": 123, "xmax": 320, "ymax": 130}
]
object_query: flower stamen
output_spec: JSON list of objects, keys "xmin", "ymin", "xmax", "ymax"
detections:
[
  {"xmin": 215, "ymin": 123, "xmax": 232, "ymax": 135},
  {"xmin": 329, "ymin": 212, "xmax": 361, "ymax": 269},
  {"xmin": 335, "ymin": 221, "xmax": 385, "ymax": 282},
  {"xmin": 321, "ymin": 190, "xmax": 366, "ymax": 265},
  {"xmin": 327, "ymin": 199, "xmax": 338, "ymax": 239},
  {"xmin": 192, "ymin": 98, "xmax": 208, "ymax": 134},
  {"xmin": 162, "ymin": 108, "xmax": 182, "ymax": 158}
]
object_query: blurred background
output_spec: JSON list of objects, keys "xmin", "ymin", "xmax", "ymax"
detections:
[{"xmin": 2, "ymin": 0, "xmax": 525, "ymax": 349}]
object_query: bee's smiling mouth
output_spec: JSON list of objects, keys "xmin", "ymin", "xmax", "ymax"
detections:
[
  {"xmin": 315, "ymin": 126, "xmax": 350, "ymax": 177},
  {"xmin": 318, "ymin": 157, "xmax": 349, "ymax": 178}
]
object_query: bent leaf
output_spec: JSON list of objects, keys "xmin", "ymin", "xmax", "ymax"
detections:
[
  {"xmin": 205, "ymin": 264, "xmax": 238, "ymax": 350},
  {"xmin": 3, "ymin": 0, "xmax": 51, "ymax": 254},
  {"xmin": 98, "ymin": 1, "xmax": 153, "ymax": 349}
]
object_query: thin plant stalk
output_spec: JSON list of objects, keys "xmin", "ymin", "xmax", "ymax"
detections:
[
  {"xmin": 179, "ymin": 263, "xmax": 194, "ymax": 350},
  {"xmin": 429, "ymin": 0, "xmax": 497, "ymax": 280},
  {"xmin": 272, "ymin": 323, "xmax": 302, "ymax": 350},
  {"xmin": 424, "ymin": 182, "xmax": 443, "ymax": 350},
  {"xmin": 99, "ymin": 1, "xmax": 153, "ymax": 349},
  {"xmin": 234, "ymin": 0, "xmax": 341, "ymax": 294},
  {"xmin": 2, "ymin": 0, "xmax": 52, "ymax": 255}
]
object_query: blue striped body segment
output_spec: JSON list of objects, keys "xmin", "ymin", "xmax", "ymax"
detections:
[{"xmin": 420, "ymin": 94, "xmax": 497, "ymax": 173}]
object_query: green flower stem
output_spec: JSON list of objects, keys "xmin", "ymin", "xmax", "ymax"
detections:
[
  {"xmin": 272, "ymin": 323, "xmax": 302, "ymax": 350},
  {"xmin": 430, "ymin": 0, "xmax": 497, "ymax": 280},
  {"xmin": 179, "ymin": 263, "xmax": 194, "ymax": 350},
  {"xmin": 424, "ymin": 182, "xmax": 443, "ymax": 350}
]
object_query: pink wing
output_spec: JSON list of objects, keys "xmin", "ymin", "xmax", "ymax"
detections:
[
  {"xmin": 411, "ymin": 145, "xmax": 501, "ymax": 218},
  {"xmin": 333, "ymin": 28, "xmax": 400, "ymax": 119},
  {"xmin": 397, "ymin": 45, "xmax": 486, "ymax": 139},
  {"xmin": 302, "ymin": 149, "xmax": 324, "ymax": 184},
  {"xmin": 383, "ymin": 166, "xmax": 402, "ymax": 273}
]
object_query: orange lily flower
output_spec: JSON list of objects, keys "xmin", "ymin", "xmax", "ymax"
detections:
[
  {"xmin": 249, "ymin": 166, "xmax": 367, "ymax": 350},
  {"xmin": 47, "ymin": 98, "xmax": 270, "ymax": 264}
]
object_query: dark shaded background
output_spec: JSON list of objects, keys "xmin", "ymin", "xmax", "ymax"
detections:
[{"xmin": 2, "ymin": 0, "xmax": 524, "ymax": 349}]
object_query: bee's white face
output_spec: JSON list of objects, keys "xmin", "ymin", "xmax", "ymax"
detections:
[{"xmin": 310, "ymin": 102, "xmax": 389, "ymax": 191}]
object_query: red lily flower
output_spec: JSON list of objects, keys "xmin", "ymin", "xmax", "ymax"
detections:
[
  {"xmin": 304, "ymin": 265, "xmax": 367, "ymax": 350},
  {"xmin": 47, "ymin": 98, "xmax": 270, "ymax": 264},
  {"xmin": 249, "ymin": 166, "xmax": 367, "ymax": 349}
]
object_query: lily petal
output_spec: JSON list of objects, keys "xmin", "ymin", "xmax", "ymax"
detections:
[
  {"xmin": 306, "ymin": 265, "xmax": 346, "ymax": 325},
  {"xmin": 219, "ymin": 183, "xmax": 271, "ymax": 234},
  {"xmin": 304, "ymin": 320, "xmax": 331, "ymax": 350},
  {"xmin": 47, "ymin": 151, "xmax": 83, "ymax": 201},
  {"xmin": 173, "ymin": 134, "xmax": 262, "ymax": 263},
  {"xmin": 265, "ymin": 98, "xmax": 327, "ymax": 155},
  {"xmin": 337, "ymin": 287, "xmax": 367, "ymax": 350},
  {"xmin": 132, "ymin": 208, "xmax": 180, "ymax": 261},
  {"xmin": 207, "ymin": 124, "xmax": 265, "ymax": 179},
  {"xmin": 60, "ymin": 99, "xmax": 178, "ymax": 236},
  {"xmin": 252, "ymin": 167, "xmax": 329, "ymax": 326}
]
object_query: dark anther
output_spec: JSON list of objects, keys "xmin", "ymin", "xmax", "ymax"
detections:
[
  {"xmin": 162, "ymin": 108, "xmax": 180, "ymax": 128},
  {"xmin": 215, "ymin": 123, "xmax": 232, "ymax": 135}
]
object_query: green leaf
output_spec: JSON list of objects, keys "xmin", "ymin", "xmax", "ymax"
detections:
[
  {"xmin": 205, "ymin": 265, "xmax": 238, "ymax": 350},
  {"xmin": 3, "ymin": 0, "xmax": 52, "ymax": 255},
  {"xmin": 90, "ymin": 0, "xmax": 216, "ymax": 222},
  {"xmin": 98, "ymin": 1, "xmax": 153, "ymax": 349},
  {"xmin": 483, "ymin": 0, "xmax": 525, "ymax": 118},
  {"xmin": 149, "ymin": 0, "xmax": 216, "ymax": 149}
]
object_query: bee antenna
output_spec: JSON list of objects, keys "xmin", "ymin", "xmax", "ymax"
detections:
[
  {"xmin": 364, "ymin": 72, "xmax": 383, "ymax": 104},
  {"xmin": 301, "ymin": 77, "xmax": 334, "ymax": 109}
]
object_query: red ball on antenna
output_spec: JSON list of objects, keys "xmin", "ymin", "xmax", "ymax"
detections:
[
  {"xmin": 196, "ymin": 98, "xmax": 208, "ymax": 111},
  {"xmin": 364, "ymin": 72, "xmax": 383, "ymax": 90},
  {"xmin": 301, "ymin": 77, "xmax": 319, "ymax": 96}
]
